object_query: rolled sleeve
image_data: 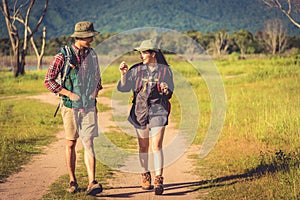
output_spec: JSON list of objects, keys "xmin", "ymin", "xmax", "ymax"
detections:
[
  {"xmin": 165, "ymin": 67, "xmax": 174, "ymax": 99},
  {"xmin": 44, "ymin": 53, "xmax": 64, "ymax": 93}
]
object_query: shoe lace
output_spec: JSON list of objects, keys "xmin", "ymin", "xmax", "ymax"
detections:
[
  {"xmin": 154, "ymin": 175, "xmax": 164, "ymax": 184},
  {"xmin": 142, "ymin": 172, "xmax": 151, "ymax": 182}
]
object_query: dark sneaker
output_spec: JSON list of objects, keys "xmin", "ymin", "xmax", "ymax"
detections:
[
  {"xmin": 141, "ymin": 171, "xmax": 152, "ymax": 190},
  {"xmin": 154, "ymin": 175, "xmax": 164, "ymax": 195},
  {"xmin": 86, "ymin": 180, "xmax": 103, "ymax": 196},
  {"xmin": 66, "ymin": 181, "xmax": 78, "ymax": 194}
]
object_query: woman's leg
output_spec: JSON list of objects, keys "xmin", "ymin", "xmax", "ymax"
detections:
[
  {"xmin": 150, "ymin": 126, "xmax": 165, "ymax": 195},
  {"xmin": 136, "ymin": 126, "xmax": 150, "ymax": 172},
  {"xmin": 150, "ymin": 126, "xmax": 165, "ymax": 176},
  {"xmin": 136, "ymin": 127, "xmax": 152, "ymax": 190}
]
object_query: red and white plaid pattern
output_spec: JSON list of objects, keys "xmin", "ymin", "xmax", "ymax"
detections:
[{"xmin": 44, "ymin": 44, "xmax": 102, "ymax": 94}]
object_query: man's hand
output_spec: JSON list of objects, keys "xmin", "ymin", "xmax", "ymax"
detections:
[
  {"xmin": 89, "ymin": 90, "xmax": 98, "ymax": 99},
  {"xmin": 68, "ymin": 91, "xmax": 80, "ymax": 101}
]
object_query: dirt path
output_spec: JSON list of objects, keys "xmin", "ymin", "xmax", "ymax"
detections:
[
  {"xmin": 0, "ymin": 94, "xmax": 83, "ymax": 200},
  {"xmin": 99, "ymin": 146, "xmax": 200, "ymax": 200},
  {"xmin": 0, "ymin": 84, "xmax": 201, "ymax": 200},
  {"xmin": 0, "ymin": 129, "xmax": 67, "ymax": 200}
]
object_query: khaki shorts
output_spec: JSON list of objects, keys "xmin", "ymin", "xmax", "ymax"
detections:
[{"xmin": 61, "ymin": 106, "xmax": 98, "ymax": 140}]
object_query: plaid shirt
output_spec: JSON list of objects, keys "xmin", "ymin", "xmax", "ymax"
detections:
[{"xmin": 44, "ymin": 44, "xmax": 102, "ymax": 93}]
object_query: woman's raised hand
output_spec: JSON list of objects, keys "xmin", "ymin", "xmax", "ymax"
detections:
[{"xmin": 119, "ymin": 61, "xmax": 128, "ymax": 76}]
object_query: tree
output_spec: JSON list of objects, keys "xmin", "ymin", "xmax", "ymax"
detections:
[
  {"xmin": 256, "ymin": 19, "xmax": 287, "ymax": 55},
  {"xmin": 0, "ymin": 0, "xmax": 48, "ymax": 77},
  {"xmin": 202, "ymin": 32, "xmax": 215, "ymax": 54},
  {"xmin": 213, "ymin": 29, "xmax": 230, "ymax": 55},
  {"xmin": 261, "ymin": 19, "xmax": 287, "ymax": 54},
  {"xmin": 261, "ymin": 0, "xmax": 300, "ymax": 28},
  {"xmin": 29, "ymin": 26, "xmax": 46, "ymax": 70},
  {"xmin": 232, "ymin": 30, "xmax": 254, "ymax": 56}
]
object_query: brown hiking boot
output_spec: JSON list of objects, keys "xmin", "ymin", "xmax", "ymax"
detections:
[
  {"xmin": 86, "ymin": 180, "xmax": 103, "ymax": 196},
  {"xmin": 154, "ymin": 175, "xmax": 164, "ymax": 195},
  {"xmin": 66, "ymin": 181, "xmax": 78, "ymax": 194},
  {"xmin": 141, "ymin": 171, "xmax": 151, "ymax": 190}
]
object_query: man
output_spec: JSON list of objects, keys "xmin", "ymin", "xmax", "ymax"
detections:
[{"xmin": 44, "ymin": 21, "xmax": 103, "ymax": 196}]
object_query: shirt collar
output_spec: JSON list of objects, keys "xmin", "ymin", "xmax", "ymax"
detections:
[
  {"xmin": 71, "ymin": 44, "xmax": 90, "ymax": 56},
  {"xmin": 141, "ymin": 64, "xmax": 158, "ymax": 72},
  {"xmin": 71, "ymin": 44, "xmax": 79, "ymax": 55}
]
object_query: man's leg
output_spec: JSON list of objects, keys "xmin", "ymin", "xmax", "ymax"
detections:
[
  {"xmin": 66, "ymin": 139, "xmax": 77, "ymax": 182},
  {"xmin": 61, "ymin": 106, "xmax": 79, "ymax": 193},
  {"xmin": 82, "ymin": 136, "xmax": 102, "ymax": 195},
  {"xmin": 82, "ymin": 137, "xmax": 96, "ymax": 183},
  {"xmin": 77, "ymin": 108, "xmax": 102, "ymax": 195},
  {"xmin": 66, "ymin": 139, "xmax": 78, "ymax": 193}
]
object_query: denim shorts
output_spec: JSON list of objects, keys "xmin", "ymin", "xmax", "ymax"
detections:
[{"xmin": 128, "ymin": 103, "xmax": 169, "ymax": 130}]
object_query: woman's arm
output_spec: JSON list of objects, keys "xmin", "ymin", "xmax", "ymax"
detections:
[
  {"xmin": 162, "ymin": 67, "xmax": 174, "ymax": 99},
  {"xmin": 117, "ymin": 61, "xmax": 133, "ymax": 92}
]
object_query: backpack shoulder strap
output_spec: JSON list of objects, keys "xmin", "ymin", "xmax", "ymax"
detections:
[
  {"xmin": 158, "ymin": 65, "xmax": 167, "ymax": 82},
  {"xmin": 135, "ymin": 64, "xmax": 143, "ymax": 91},
  {"xmin": 60, "ymin": 45, "xmax": 73, "ymax": 82},
  {"xmin": 156, "ymin": 65, "xmax": 167, "ymax": 93}
]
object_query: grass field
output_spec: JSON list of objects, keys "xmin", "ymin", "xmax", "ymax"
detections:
[
  {"xmin": 188, "ymin": 56, "xmax": 300, "ymax": 199},
  {"xmin": 0, "ymin": 55, "xmax": 299, "ymax": 199},
  {"xmin": 0, "ymin": 70, "xmax": 62, "ymax": 182}
]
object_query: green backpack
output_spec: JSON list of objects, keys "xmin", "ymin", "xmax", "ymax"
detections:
[{"xmin": 54, "ymin": 45, "xmax": 99, "ymax": 116}]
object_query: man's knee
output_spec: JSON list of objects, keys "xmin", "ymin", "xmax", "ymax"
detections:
[
  {"xmin": 66, "ymin": 140, "xmax": 77, "ymax": 149},
  {"xmin": 139, "ymin": 145, "xmax": 149, "ymax": 153},
  {"xmin": 81, "ymin": 137, "xmax": 94, "ymax": 149}
]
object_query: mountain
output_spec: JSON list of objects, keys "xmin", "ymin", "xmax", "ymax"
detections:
[{"xmin": 0, "ymin": 0, "xmax": 299, "ymax": 39}]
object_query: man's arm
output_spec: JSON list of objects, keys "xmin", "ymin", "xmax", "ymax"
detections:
[{"xmin": 44, "ymin": 53, "xmax": 79, "ymax": 101}]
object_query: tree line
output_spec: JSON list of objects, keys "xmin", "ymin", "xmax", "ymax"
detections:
[
  {"xmin": 1, "ymin": 0, "xmax": 299, "ymax": 77},
  {"xmin": 1, "ymin": 25, "xmax": 300, "ymax": 58}
]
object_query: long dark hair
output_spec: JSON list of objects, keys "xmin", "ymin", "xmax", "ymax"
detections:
[{"xmin": 148, "ymin": 50, "xmax": 169, "ymax": 66}]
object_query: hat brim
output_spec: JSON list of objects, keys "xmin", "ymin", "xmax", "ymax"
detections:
[
  {"xmin": 134, "ymin": 47, "xmax": 159, "ymax": 52},
  {"xmin": 71, "ymin": 31, "xmax": 99, "ymax": 38}
]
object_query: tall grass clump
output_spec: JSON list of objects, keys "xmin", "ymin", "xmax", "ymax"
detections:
[
  {"xmin": 191, "ymin": 56, "xmax": 299, "ymax": 199},
  {"xmin": 0, "ymin": 70, "xmax": 49, "ymax": 96}
]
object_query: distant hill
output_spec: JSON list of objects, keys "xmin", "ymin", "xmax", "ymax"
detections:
[{"xmin": 0, "ymin": 0, "xmax": 299, "ymax": 39}]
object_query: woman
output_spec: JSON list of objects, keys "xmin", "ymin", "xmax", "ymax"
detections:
[{"xmin": 117, "ymin": 39, "xmax": 174, "ymax": 195}]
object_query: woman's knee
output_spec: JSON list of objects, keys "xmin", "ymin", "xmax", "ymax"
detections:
[
  {"xmin": 152, "ymin": 144, "xmax": 162, "ymax": 152},
  {"xmin": 151, "ymin": 127, "xmax": 164, "ymax": 152}
]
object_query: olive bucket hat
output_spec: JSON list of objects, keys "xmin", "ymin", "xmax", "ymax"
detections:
[
  {"xmin": 70, "ymin": 21, "xmax": 99, "ymax": 38},
  {"xmin": 134, "ymin": 39, "xmax": 160, "ymax": 52}
]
